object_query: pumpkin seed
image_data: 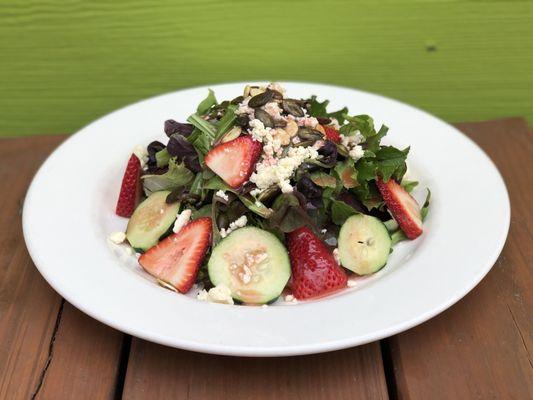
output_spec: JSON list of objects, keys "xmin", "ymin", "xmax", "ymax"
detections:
[
  {"xmin": 248, "ymin": 90, "xmax": 274, "ymax": 108},
  {"xmin": 274, "ymin": 119, "xmax": 287, "ymax": 128},
  {"xmin": 235, "ymin": 115, "xmax": 249, "ymax": 127},
  {"xmin": 281, "ymin": 99, "xmax": 305, "ymax": 117},
  {"xmin": 294, "ymin": 140, "xmax": 316, "ymax": 148},
  {"xmin": 254, "ymin": 108, "xmax": 274, "ymax": 127},
  {"xmin": 297, "ymin": 127, "xmax": 324, "ymax": 141},
  {"xmin": 249, "ymin": 87, "xmax": 265, "ymax": 97},
  {"xmin": 270, "ymin": 90, "xmax": 283, "ymax": 100},
  {"xmin": 221, "ymin": 126, "xmax": 242, "ymax": 143},
  {"xmin": 230, "ymin": 95, "xmax": 244, "ymax": 105},
  {"xmin": 257, "ymin": 185, "xmax": 280, "ymax": 202}
]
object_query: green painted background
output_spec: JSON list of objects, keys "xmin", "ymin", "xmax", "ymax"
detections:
[{"xmin": 1, "ymin": 0, "xmax": 532, "ymax": 137}]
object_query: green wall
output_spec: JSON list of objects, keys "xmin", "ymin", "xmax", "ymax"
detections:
[{"xmin": 1, "ymin": 0, "xmax": 532, "ymax": 137}]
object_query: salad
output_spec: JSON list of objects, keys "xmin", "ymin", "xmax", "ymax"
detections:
[{"xmin": 109, "ymin": 83, "xmax": 430, "ymax": 306}]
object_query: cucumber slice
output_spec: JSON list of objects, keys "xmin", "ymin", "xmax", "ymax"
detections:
[
  {"xmin": 126, "ymin": 191, "xmax": 180, "ymax": 251},
  {"xmin": 338, "ymin": 214, "xmax": 391, "ymax": 275},
  {"xmin": 208, "ymin": 227, "xmax": 291, "ymax": 304}
]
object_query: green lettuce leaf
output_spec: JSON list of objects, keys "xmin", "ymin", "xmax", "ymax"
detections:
[
  {"xmin": 305, "ymin": 95, "xmax": 349, "ymax": 124},
  {"xmin": 310, "ymin": 171, "xmax": 337, "ymax": 188},
  {"xmin": 197, "ymin": 89, "xmax": 217, "ymax": 115},
  {"xmin": 330, "ymin": 199, "xmax": 359, "ymax": 225},
  {"xmin": 142, "ymin": 158, "xmax": 193, "ymax": 195}
]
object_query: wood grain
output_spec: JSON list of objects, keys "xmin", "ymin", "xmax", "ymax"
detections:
[
  {"xmin": 0, "ymin": 136, "xmax": 64, "ymax": 399},
  {"xmin": 389, "ymin": 118, "xmax": 533, "ymax": 399},
  {"xmin": 122, "ymin": 339, "xmax": 389, "ymax": 400},
  {"xmin": 35, "ymin": 303, "xmax": 125, "ymax": 400},
  {"xmin": 0, "ymin": 135, "xmax": 125, "ymax": 400},
  {"xmin": 1, "ymin": 0, "xmax": 532, "ymax": 136}
]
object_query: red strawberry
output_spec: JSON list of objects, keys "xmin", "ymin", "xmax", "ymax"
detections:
[
  {"xmin": 376, "ymin": 177, "xmax": 423, "ymax": 239},
  {"xmin": 116, "ymin": 154, "xmax": 142, "ymax": 217},
  {"xmin": 322, "ymin": 125, "xmax": 341, "ymax": 144},
  {"xmin": 287, "ymin": 226, "xmax": 347, "ymax": 300},
  {"xmin": 204, "ymin": 135, "xmax": 262, "ymax": 188},
  {"xmin": 139, "ymin": 217, "xmax": 212, "ymax": 293}
]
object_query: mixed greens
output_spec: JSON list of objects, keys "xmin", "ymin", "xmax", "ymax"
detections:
[{"xmin": 112, "ymin": 83, "xmax": 430, "ymax": 305}]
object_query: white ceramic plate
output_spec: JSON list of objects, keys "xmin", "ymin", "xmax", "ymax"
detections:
[{"xmin": 23, "ymin": 82, "xmax": 510, "ymax": 357}]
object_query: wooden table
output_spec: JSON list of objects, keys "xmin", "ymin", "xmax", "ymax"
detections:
[{"xmin": 1, "ymin": 118, "xmax": 531, "ymax": 399}]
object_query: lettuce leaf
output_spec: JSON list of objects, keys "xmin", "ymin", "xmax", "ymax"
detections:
[
  {"xmin": 305, "ymin": 95, "xmax": 349, "ymax": 124},
  {"xmin": 330, "ymin": 199, "xmax": 360, "ymax": 225},
  {"xmin": 197, "ymin": 89, "xmax": 217, "ymax": 115},
  {"xmin": 141, "ymin": 158, "xmax": 193, "ymax": 196}
]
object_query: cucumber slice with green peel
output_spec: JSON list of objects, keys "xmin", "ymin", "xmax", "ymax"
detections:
[
  {"xmin": 338, "ymin": 214, "xmax": 392, "ymax": 275},
  {"xmin": 208, "ymin": 227, "xmax": 291, "ymax": 304},
  {"xmin": 126, "ymin": 191, "xmax": 180, "ymax": 252}
]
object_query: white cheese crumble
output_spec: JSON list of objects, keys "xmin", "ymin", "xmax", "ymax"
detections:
[
  {"xmin": 250, "ymin": 145, "xmax": 319, "ymax": 192},
  {"xmin": 321, "ymin": 229, "xmax": 327, "ymax": 234},
  {"xmin": 340, "ymin": 132, "xmax": 365, "ymax": 161},
  {"xmin": 263, "ymin": 102, "xmax": 283, "ymax": 119},
  {"xmin": 347, "ymin": 280, "xmax": 357, "ymax": 288},
  {"xmin": 215, "ymin": 190, "xmax": 229, "ymax": 201},
  {"xmin": 333, "ymin": 248, "xmax": 340, "ymax": 265},
  {"xmin": 284, "ymin": 294, "xmax": 295, "ymax": 302},
  {"xmin": 220, "ymin": 215, "xmax": 248, "ymax": 238},
  {"xmin": 348, "ymin": 145, "xmax": 365, "ymax": 161},
  {"xmin": 108, "ymin": 231, "xmax": 126, "ymax": 244},
  {"xmin": 173, "ymin": 209, "xmax": 192, "ymax": 233},
  {"xmin": 197, "ymin": 284, "xmax": 234, "ymax": 305},
  {"xmin": 132, "ymin": 144, "xmax": 149, "ymax": 168}
]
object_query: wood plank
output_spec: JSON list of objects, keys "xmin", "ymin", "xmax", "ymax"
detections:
[
  {"xmin": 34, "ymin": 303, "xmax": 125, "ymax": 400},
  {"xmin": 0, "ymin": 136, "xmax": 64, "ymax": 399},
  {"xmin": 1, "ymin": 0, "xmax": 533, "ymax": 137},
  {"xmin": 123, "ymin": 340, "xmax": 389, "ymax": 400},
  {"xmin": 389, "ymin": 118, "xmax": 533, "ymax": 399}
]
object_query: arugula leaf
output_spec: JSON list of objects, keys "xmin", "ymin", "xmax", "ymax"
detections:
[
  {"xmin": 305, "ymin": 95, "xmax": 349, "ymax": 124},
  {"xmin": 197, "ymin": 89, "xmax": 217, "ymax": 115},
  {"xmin": 401, "ymin": 179, "xmax": 419, "ymax": 193},
  {"xmin": 238, "ymin": 195, "xmax": 273, "ymax": 218},
  {"xmin": 155, "ymin": 148, "xmax": 170, "ymax": 167},
  {"xmin": 340, "ymin": 114, "xmax": 375, "ymax": 138},
  {"xmin": 375, "ymin": 146, "xmax": 409, "ymax": 182},
  {"xmin": 187, "ymin": 113, "xmax": 216, "ymax": 141},
  {"xmin": 310, "ymin": 171, "xmax": 337, "ymax": 188},
  {"xmin": 141, "ymin": 158, "xmax": 193, "ymax": 195},
  {"xmin": 334, "ymin": 160, "xmax": 358, "ymax": 189},
  {"xmin": 191, "ymin": 204, "xmax": 211, "ymax": 219},
  {"xmin": 330, "ymin": 199, "xmax": 359, "ymax": 225},
  {"xmin": 421, "ymin": 188, "xmax": 431, "ymax": 221},
  {"xmin": 187, "ymin": 128, "xmax": 211, "ymax": 155},
  {"xmin": 215, "ymin": 104, "xmax": 237, "ymax": 141},
  {"xmin": 365, "ymin": 124, "xmax": 389, "ymax": 154}
]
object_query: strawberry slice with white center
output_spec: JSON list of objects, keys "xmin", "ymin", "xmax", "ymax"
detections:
[
  {"xmin": 116, "ymin": 154, "xmax": 142, "ymax": 217},
  {"xmin": 204, "ymin": 135, "xmax": 262, "ymax": 188},
  {"xmin": 376, "ymin": 177, "xmax": 423, "ymax": 239},
  {"xmin": 139, "ymin": 217, "xmax": 212, "ymax": 293}
]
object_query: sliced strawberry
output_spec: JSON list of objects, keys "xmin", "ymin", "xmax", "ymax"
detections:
[
  {"xmin": 204, "ymin": 135, "xmax": 262, "ymax": 188},
  {"xmin": 116, "ymin": 154, "xmax": 142, "ymax": 217},
  {"xmin": 376, "ymin": 177, "xmax": 423, "ymax": 239},
  {"xmin": 139, "ymin": 217, "xmax": 212, "ymax": 293},
  {"xmin": 287, "ymin": 226, "xmax": 347, "ymax": 300},
  {"xmin": 322, "ymin": 125, "xmax": 341, "ymax": 144}
]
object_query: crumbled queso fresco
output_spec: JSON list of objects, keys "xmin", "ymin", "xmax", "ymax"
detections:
[
  {"xmin": 197, "ymin": 284, "xmax": 234, "ymax": 305},
  {"xmin": 234, "ymin": 83, "xmax": 329, "ymax": 195},
  {"xmin": 220, "ymin": 215, "xmax": 248, "ymax": 238},
  {"xmin": 173, "ymin": 209, "xmax": 191, "ymax": 234}
]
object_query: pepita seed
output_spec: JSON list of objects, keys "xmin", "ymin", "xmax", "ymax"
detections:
[
  {"xmin": 297, "ymin": 127, "xmax": 324, "ymax": 141},
  {"xmin": 248, "ymin": 90, "xmax": 274, "ymax": 108},
  {"xmin": 281, "ymin": 99, "xmax": 305, "ymax": 117},
  {"xmin": 221, "ymin": 126, "xmax": 242, "ymax": 143},
  {"xmin": 249, "ymin": 87, "xmax": 265, "ymax": 97},
  {"xmin": 157, "ymin": 279, "xmax": 177, "ymax": 292},
  {"xmin": 254, "ymin": 108, "xmax": 274, "ymax": 128}
]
